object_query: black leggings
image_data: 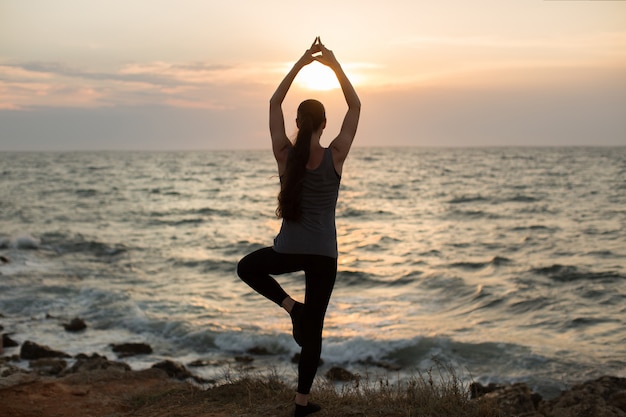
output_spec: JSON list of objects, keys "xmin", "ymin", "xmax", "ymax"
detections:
[{"xmin": 237, "ymin": 247, "xmax": 337, "ymax": 394}]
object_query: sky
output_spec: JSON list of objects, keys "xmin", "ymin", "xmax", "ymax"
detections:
[{"xmin": 1, "ymin": 0, "xmax": 625, "ymax": 151}]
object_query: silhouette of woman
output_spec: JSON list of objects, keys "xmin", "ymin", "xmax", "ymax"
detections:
[{"xmin": 237, "ymin": 37, "xmax": 360, "ymax": 417}]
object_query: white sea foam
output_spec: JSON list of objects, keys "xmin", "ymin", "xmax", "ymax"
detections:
[
  {"xmin": 0, "ymin": 234, "xmax": 40, "ymax": 250},
  {"xmin": 14, "ymin": 234, "xmax": 40, "ymax": 250},
  {"xmin": 214, "ymin": 330, "xmax": 297, "ymax": 355},
  {"xmin": 322, "ymin": 336, "xmax": 418, "ymax": 364}
]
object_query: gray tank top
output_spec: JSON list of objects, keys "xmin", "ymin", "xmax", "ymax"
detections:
[{"xmin": 273, "ymin": 148, "xmax": 341, "ymax": 258}]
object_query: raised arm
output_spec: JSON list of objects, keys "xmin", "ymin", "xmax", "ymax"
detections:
[
  {"xmin": 270, "ymin": 38, "xmax": 321, "ymax": 172},
  {"xmin": 315, "ymin": 40, "xmax": 361, "ymax": 176}
]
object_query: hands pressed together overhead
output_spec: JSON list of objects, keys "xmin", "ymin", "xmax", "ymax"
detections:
[{"xmin": 298, "ymin": 36, "xmax": 339, "ymax": 70}]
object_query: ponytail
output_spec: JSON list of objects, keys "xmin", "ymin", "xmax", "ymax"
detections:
[{"xmin": 276, "ymin": 99, "xmax": 325, "ymax": 221}]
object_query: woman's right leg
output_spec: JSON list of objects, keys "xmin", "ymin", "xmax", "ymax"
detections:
[
  {"xmin": 296, "ymin": 255, "xmax": 337, "ymax": 396},
  {"xmin": 237, "ymin": 247, "xmax": 300, "ymax": 306}
]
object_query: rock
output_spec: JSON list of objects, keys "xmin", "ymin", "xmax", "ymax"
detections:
[
  {"xmin": 63, "ymin": 318, "xmax": 87, "ymax": 332},
  {"xmin": 4, "ymin": 354, "xmax": 20, "ymax": 362},
  {"xmin": 246, "ymin": 346, "xmax": 271, "ymax": 355},
  {"xmin": 2, "ymin": 333, "xmax": 19, "ymax": 348},
  {"xmin": 1, "ymin": 359, "xmax": 28, "ymax": 379},
  {"xmin": 483, "ymin": 382, "xmax": 542, "ymax": 416},
  {"xmin": 20, "ymin": 341, "xmax": 71, "ymax": 360},
  {"xmin": 64, "ymin": 353, "xmax": 131, "ymax": 375},
  {"xmin": 0, "ymin": 255, "xmax": 9, "ymax": 263},
  {"xmin": 325, "ymin": 366, "xmax": 356, "ymax": 382},
  {"xmin": 74, "ymin": 352, "xmax": 96, "ymax": 360},
  {"xmin": 0, "ymin": 369, "xmax": 37, "ymax": 389},
  {"xmin": 613, "ymin": 392, "xmax": 626, "ymax": 414},
  {"xmin": 539, "ymin": 376, "xmax": 626, "ymax": 417},
  {"xmin": 470, "ymin": 381, "xmax": 508, "ymax": 399},
  {"xmin": 291, "ymin": 353, "xmax": 324, "ymax": 366},
  {"xmin": 111, "ymin": 342, "xmax": 153, "ymax": 358},
  {"xmin": 234, "ymin": 355, "xmax": 254, "ymax": 363},
  {"xmin": 151, "ymin": 360, "xmax": 212, "ymax": 384},
  {"xmin": 151, "ymin": 360, "xmax": 193, "ymax": 380},
  {"xmin": 357, "ymin": 358, "xmax": 401, "ymax": 371},
  {"xmin": 187, "ymin": 359, "xmax": 210, "ymax": 367},
  {"xmin": 29, "ymin": 358, "xmax": 67, "ymax": 376}
]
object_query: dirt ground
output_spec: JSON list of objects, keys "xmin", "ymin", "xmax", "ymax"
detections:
[{"xmin": 0, "ymin": 368, "xmax": 245, "ymax": 417}]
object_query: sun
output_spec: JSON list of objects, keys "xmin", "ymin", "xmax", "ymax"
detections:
[{"xmin": 296, "ymin": 61, "xmax": 340, "ymax": 91}]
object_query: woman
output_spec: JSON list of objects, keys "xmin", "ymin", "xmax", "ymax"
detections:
[{"xmin": 237, "ymin": 37, "xmax": 360, "ymax": 417}]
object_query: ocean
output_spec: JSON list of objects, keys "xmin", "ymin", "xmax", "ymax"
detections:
[{"xmin": 1, "ymin": 147, "xmax": 624, "ymax": 398}]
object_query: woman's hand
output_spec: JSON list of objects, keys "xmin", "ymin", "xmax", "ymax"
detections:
[
  {"xmin": 296, "ymin": 37, "xmax": 323, "ymax": 68},
  {"xmin": 313, "ymin": 38, "xmax": 340, "ymax": 70}
]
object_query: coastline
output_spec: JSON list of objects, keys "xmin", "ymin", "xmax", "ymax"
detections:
[
  {"xmin": 1, "ymin": 336, "xmax": 625, "ymax": 417},
  {"xmin": 1, "ymin": 147, "xmax": 625, "ymax": 413}
]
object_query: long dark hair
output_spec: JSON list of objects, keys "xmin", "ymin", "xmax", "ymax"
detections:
[{"xmin": 276, "ymin": 99, "xmax": 326, "ymax": 221}]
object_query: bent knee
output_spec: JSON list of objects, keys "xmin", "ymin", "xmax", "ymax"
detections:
[{"xmin": 236, "ymin": 258, "xmax": 250, "ymax": 279}]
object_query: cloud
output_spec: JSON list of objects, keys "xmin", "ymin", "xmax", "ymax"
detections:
[
  {"xmin": 0, "ymin": 60, "xmax": 272, "ymax": 110},
  {"xmin": 118, "ymin": 62, "xmax": 235, "ymax": 84},
  {"xmin": 2, "ymin": 62, "xmax": 624, "ymax": 152},
  {"xmin": 393, "ymin": 32, "xmax": 626, "ymax": 53}
]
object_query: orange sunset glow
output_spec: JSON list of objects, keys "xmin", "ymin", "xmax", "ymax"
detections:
[{"xmin": 1, "ymin": 0, "xmax": 624, "ymax": 150}]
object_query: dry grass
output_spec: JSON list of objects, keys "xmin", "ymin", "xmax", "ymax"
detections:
[{"xmin": 189, "ymin": 362, "xmax": 504, "ymax": 417}]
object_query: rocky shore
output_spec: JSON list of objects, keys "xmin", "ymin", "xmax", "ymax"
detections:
[{"xmin": 1, "ymin": 331, "xmax": 625, "ymax": 416}]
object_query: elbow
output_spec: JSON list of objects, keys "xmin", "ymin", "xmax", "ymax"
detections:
[
  {"xmin": 269, "ymin": 101, "xmax": 282, "ymax": 114},
  {"xmin": 269, "ymin": 95, "xmax": 283, "ymax": 108}
]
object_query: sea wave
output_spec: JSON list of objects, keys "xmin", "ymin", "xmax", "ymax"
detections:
[
  {"xmin": 446, "ymin": 209, "xmax": 502, "ymax": 220},
  {"xmin": 448, "ymin": 256, "xmax": 513, "ymax": 270},
  {"xmin": 42, "ymin": 233, "xmax": 127, "ymax": 257},
  {"xmin": 531, "ymin": 264, "xmax": 625, "ymax": 282},
  {"xmin": 0, "ymin": 234, "xmax": 41, "ymax": 250},
  {"xmin": 447, "ymin": 195, "xmax": 489, "ymax": 204}
]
